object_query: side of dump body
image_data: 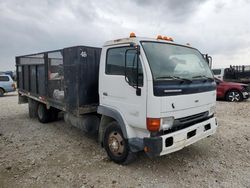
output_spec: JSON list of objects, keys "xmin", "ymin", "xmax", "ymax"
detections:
[{"xmin": 16, "ymin": 46, "xmax": 102, "ymax": 115}]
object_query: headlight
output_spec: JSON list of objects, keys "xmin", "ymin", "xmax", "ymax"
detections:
[
  {"xmin": 209, "ymin": 105, "xmax": 216, "ymax": 115},
  {"xmin": 241, "ymin": 85, "xmax": 248, "ymax": 91},
  {"xmin": 161, "ymin": 117, "xmax": 174, "ymax": 130}
]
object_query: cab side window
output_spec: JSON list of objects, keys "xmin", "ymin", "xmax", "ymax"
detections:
[
  {"xmin": 106, "ymin": 47, "xmax": 143, "ymax": 86},
  {"xmin": 106, "ymin": 47, "xmax": 127, "ymax": 75}
]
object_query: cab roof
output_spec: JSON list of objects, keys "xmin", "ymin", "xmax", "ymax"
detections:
[{"xmin": 103, "ymin": 37, "xmax": 192, "ymax": 48}]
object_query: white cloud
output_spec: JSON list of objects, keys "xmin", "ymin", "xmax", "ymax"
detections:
[{"xmin": 0, "ymin": 0, "xmax": 249, "ymax": 70}]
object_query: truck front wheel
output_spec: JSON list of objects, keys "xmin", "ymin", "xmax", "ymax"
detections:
[
  {"xmin": 37, "ymin": 103, "xmax": 50, "ymax": 123},
  {"xmin": 103, "ymin": 122, "xmax": 136, "ymax": 164}
]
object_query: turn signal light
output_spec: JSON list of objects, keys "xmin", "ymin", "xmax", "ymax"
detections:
[
  {"xmin": 130, "ymin": 32, "xmax": 136, "ymax": 38},
  {"xmin": 147, "ymin": 118, "xmax": 160, "ymax": 132},
  {"xmin": 11, "ymin": 83, "xmax": 15, "ymax": 89},
  {"xmin": 144, "ymin": 146, "xmax": 149, "ymax": 152}
]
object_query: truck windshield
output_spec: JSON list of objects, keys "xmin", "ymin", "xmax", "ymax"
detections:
[{"xmin": 141, "ymin": 42, "xmax": 213, "ymax": 80}]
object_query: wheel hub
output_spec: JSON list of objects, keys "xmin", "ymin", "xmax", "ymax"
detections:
[
  {"xmin": 228, "ymin": 91, "xmax": 240, "ymax": 102},
  {"xmin": 110, "ymin": 138, "xmax": 119, "ymax": 151},
  {"xmin": 108, "ymin": 131, "xmax": 124, "ymax": 156}
]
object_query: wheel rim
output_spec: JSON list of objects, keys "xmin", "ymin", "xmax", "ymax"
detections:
[
  {"xmin": 228, "ymin": 91, "xmax": 240, "ymax": 102},
  {"xmin": 108, "ymin": 131, "xmax": 125, "ymax": 157}
]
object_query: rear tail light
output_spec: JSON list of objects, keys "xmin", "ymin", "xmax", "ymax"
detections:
[{"xmin": 147, "ymin": 118, "xmax": 160, "ymax": 132}]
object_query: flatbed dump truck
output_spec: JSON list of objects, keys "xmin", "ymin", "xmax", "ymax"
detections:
[
  {"xmin": 16, "ymin": 33, "xmax": 218, "ymax": 164},
  {"xmin": 213, "ymin": 66, "xmax": 250, "ymax": 84}
]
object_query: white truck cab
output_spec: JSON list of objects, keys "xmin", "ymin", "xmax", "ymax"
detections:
[
  {"xmin": 98, "ymin": 33, "xmax": 218, "ymax": 163},
  {"xmin": 16, "ymin": 33, "xmax": 218, "ymax": 164}
]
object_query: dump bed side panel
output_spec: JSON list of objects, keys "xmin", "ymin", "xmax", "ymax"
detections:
[
  {"xmin": 78, "ymin": 47, "xmax": 101, "ymax": 106},
  {"xmin": 63, "ymin": 47, "xmax": 78, "ymax": 114},
  {"xmin": 16, "ymin": 46, "xmax": 101, "ymax": 115},
  {"xmin": 16, "ymin": 54, "xmax": 46, "ymax": 97},
  {"xmin": 63, "ymin": 46, "xmax": 101, "ymax": 114}
]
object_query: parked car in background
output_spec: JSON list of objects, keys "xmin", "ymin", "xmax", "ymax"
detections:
[
  {"xmin": 0, "ymin": 74, "xmax": 16, "ymax": 97},
  {"xmin": 215, "ymin": 78, "xmax": 249, "ymax": 102}
]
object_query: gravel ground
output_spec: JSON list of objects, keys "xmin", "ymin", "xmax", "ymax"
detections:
[{"xmin": 0, "ymin": 92, "xmax": 249, "ymax": 188}]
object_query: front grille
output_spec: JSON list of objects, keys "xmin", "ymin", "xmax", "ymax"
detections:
[
  {"xmin": 158, "ymin": 111, "xmax": 212, "ymax": 136},
  {"xmin": 178, "ymin": 111, "xmax": 207, "ymax": 123}
]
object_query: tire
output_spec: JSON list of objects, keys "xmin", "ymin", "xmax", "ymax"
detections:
[
  {"xmin": 28, "ymin": 99, "xmax": 38, "ymax": 118},
  {"xmin": 49, "ymin": 108, "xmax": 59, "ymax": 122},
  {"xmin": 37, "ymin": 103, "xmax": 51, "ymax": 123},
  {"xmin": 103, "ymin": 121, "xmax": 136, "ymax": 164},
  {"xmin": 0, "ymin": 88, "xmax": 4, "ymax": 97},
  {"xmin": 226, "ymin": 90, "xmax": 243, "ymax": 102}
]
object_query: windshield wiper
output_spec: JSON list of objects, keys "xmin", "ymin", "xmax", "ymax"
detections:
[
  {"xmin": 192, "ymin": 75, "xmax": 214, "ymax": 82},
  {"xmin": 155, "ymin": 76, "xmax": 192, "ymax": 83}
]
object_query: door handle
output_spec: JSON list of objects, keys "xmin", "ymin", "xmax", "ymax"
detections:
[{"xmin": 103, "ymin": 92, "xmax": 108, "ymax": 96}]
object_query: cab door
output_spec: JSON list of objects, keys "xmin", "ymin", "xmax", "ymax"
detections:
[{"xmin": 99, "ymin": 45, "xmax": 147, "ymax": 132}]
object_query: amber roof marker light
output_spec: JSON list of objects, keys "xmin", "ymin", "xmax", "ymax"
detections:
[
  {"xmin": 130, "ymin": 32, "xmax": 136, "ymax": 38},
  {"xmin": 156, "ymin": 35, "xmax": 163, "ymax": 40},
  {"xmin": 168, "ymin": 37, "xmax": 174, "ymax": 42},
  {"xmin": 163, "ymin": 36, "xmax": 174, "ymax": 42}
]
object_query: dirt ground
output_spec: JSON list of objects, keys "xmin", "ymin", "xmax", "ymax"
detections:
[{"xmin": 0, "ymin": 92, "xmax": 249, "ymax": 188}]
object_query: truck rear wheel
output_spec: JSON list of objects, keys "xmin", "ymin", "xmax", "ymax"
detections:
[
  {"xmin": 28, "ymin": 99, "xmax": 38, "ymax": 118},
  {"xmin": 103, "ymin": 122, "xmax": 136, "ymax": 164},
  {"xmin": 37, "ymin": 103, "xmax": 50, "ymax": 123},
  {"xmin": 49, "ymin": 108, "xmax": 59, "ymax": 122}
]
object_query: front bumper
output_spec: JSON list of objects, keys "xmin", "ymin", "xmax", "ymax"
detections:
[{"xmin": 143, "ymin": 117, "xmax": 218, "ymax": 158}]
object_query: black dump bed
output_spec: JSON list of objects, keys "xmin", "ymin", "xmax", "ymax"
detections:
[
  {"xmin": 16, "ymin": 46, "xmax": 102, "ymax": 115},
  {"xmin": 224, "ymin": 65, "xmax": 250, "ymax": 84}
]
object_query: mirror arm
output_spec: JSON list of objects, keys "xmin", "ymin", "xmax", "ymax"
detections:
[
  {"xmin": 136, "ymin": 49, "xmax": 141, "ymax": 96},
  {"xmin": 124, "ymin": 49, "xmax": 128, "ymax": 82},
  {"xmin": 124, "ymin": 49, "xmax": 134, "ymax": 84},
  {"xmin": 136, "ymin": 51, "xmax": 139, "ymax": 88},
  {"xmin": 124, "ymin": 47, "xmax": 142, "ymax": 96}
]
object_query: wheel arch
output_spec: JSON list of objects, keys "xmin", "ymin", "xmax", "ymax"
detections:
[
  {"xmin": 0, "ymin": 87, "xmax": 5, "ymax": 93},
  {"xmin": 97, "ymin": 106, "xmax": 128, "ymax": 146}
]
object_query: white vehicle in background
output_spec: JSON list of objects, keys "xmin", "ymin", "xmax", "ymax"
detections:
[
  {"xmin": 0, "ymin": 74, "xmax": 16, "ymax": 97},
  {"xmin": 17, "ymin": 33, "xmax": 218, "ymax": 164},
  {"xmin": 212, "ymin": 68, "xmax": 225, "ymax": 80}
]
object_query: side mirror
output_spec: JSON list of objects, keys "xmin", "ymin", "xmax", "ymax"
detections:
[
  {"xmin": 125, "ymin": 45, "xmax": 142, "ymax": 96},
  {"xmin": 204, "ymin": 54, "xmax": 212, "ymax": 68},
  {"xmin": 215, "ymin": 78, "xmax": 221, "ymax": 85}
]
